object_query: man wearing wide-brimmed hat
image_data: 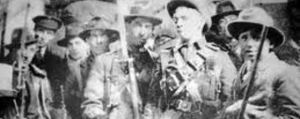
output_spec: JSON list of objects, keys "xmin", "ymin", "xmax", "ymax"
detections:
[
  {"xmin": 208, "ymin": 0, "xmax": 243, "ymax": 68},
  {"xmin": 78, "ymin": 17, "xmax": 120, "ymax": 56},
  {"xmin": 211, "ymin": 1, "xmax": 240, "ymax": 36},
  {"xmin": 224, "ymin": 7, "xmax": 300, "ymax": 119},
  {"xmin": 82, "ymin": 6, "xmax": 163, "ymax": 119},
  {"xmin": 58, "ymin": 19, "xmax": 121, "ymax": 119},
  {"xmin": 56, "ymin": 23, "xmax": 90, "ymax": 119},
  {"xmin": 156, "ymin": 0, "xmax": 237, "ymax": 118}
]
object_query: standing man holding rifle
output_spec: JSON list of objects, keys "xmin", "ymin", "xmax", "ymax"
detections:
[
  {"xmin": 224, "ymin": 7, "xmax": 300, "ymax": 119},
  {"xmin": 81, "ymin": 0, "xmax": 162, "ymax": 119}
]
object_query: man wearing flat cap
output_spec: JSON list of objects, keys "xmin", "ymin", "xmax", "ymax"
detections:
[
  {"xmin": 224, "ymin": 7, "xmax": 300, "ymax": 119},
  {"xmin": 4, "ymin": 34, "xmax": 52, "ymax": 119},
  {"xmin": 155, "ymin": 0, "xmax": 237, "ymax": 119},
  {"xmin": 31, "ymin": 15, "xmax": 68, "ymax": 113},
  {"xmin": 82, "ymin": 8, "xmax": 162, "ymax": 119}
]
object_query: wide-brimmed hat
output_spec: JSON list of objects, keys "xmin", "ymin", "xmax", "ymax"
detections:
[
  {"xmin": 125, "ymin": 6, "xmax": 162, "ymax": 26},
  {"xmin": 211, "ymin": 1, "xmax": 240, "ymax": 24},
  {"xmin": 79, "ymin": 16, "xmax": 120, "ymax": 43},
  {"xmin": 33, "ymin": 15, "xmax": 62, "ymax": 31},
  {"xmin": 227, "ymin": 7, "xmax": 285, "ymax": 47},
  {"xmin": 57, "ymin": 23, "xmax": 84, "ymax": 47},
  {"xmin": 79, "ymin": 28, "xmax": 119, "ymax": 44},
  {"xmin": 167, "ymin": 0, "xmax": 212, "ymax": 30}
]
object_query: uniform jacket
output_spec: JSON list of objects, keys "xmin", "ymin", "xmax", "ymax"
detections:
[
  {"xmin": 31, "ymin": 43, "xmax": 67, "ymax": 107},
  {"xmin": 82, "ymin": 49, "xmax": 156, "ymax": 119},
  {"xmin": 232, "ymin": 53, "xmax": 300, "ymax": 119},
  {"xmin": 174, "ymin": 41, "xmax": 237, "ymax": 103},
  {"xmin": 156, "ymin": 39, "xmax": 237, "ymax": 119}
]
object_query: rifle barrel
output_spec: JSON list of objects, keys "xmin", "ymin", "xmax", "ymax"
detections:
[
  {"xmin": 237, "ymin": 26, "xmax": 269, "ymax": 119},
  {"xmin": 116, "ymin": 0, "xmax": 141, "ymax": 119}
]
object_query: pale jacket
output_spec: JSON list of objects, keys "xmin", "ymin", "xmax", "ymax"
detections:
[{"xmin": 232, "ymin": 53, "xmax": 300, "ymax": 119}]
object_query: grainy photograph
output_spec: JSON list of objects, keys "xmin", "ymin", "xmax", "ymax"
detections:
[{"xmin": 0, "ymin": 0, "xmax": 300, "ymax": 119}]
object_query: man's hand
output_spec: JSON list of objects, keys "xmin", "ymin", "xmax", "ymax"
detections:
[
  {"xmin": 186, "ymin": 80, "xmax": 202, "ymax": 102},
  {"xmin": 82, "ymin": 106, "xmax": 105, "ymax": 119},
  {"xmin": 225, "ymin": 100, "xmax": 242, "ymax": 114}
]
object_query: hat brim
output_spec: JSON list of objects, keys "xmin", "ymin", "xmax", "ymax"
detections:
[
  {"xmin": 57, "ymin": 35, "xmax": 78, "ymax": 47},
  {"xmin": 227, "ymin": 21, "xmax": 285, "ymax": 47},
  {"xmin": 167, "ymin": 0, "xmax": 198, "ymax": 17},
  {"xmin": 125, "ymin": 15, "xmax": 162, "ymax": 26},
  {"xmin": 212, "ymin": 11, "xmax": 240, "ymax": 23},
  {"xmin": 79, "ymin": 28, "xmax": 120, "ymax": 43}
]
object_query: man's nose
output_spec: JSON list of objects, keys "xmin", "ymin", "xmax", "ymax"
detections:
[
  {"xmin": 21, "ymin": 52, "xmax": 29, "ymax": 60},
  {"xmin": 139, "ymin": 27, "xmax": 148, "ymax": 34},
  {"xmin": 175, "ymin": 19, "xmax": 183, "ymax": 28},
  {"xmin": 246, "ymin": 39, "xmax": 258, "ymax": 48}
]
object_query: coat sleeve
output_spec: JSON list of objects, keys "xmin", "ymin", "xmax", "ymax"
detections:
[
  {"xmin": 82, "ymin": 55, "xmax": 107, "ymax": 110},
  {"xmin": 218, "ymin": 51, "xmax": 237, "ymax": 102},
  {"xmin": 274, "ymin": 67, "xmax": 300, "ymax": 119}
]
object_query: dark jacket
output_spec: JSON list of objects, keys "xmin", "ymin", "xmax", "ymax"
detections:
[{"xmin": 31, "ymin": 43, "xmax": 67, "ymax": 107}]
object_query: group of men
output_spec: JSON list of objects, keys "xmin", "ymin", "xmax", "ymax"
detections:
[{"xmin": 1, "ymin": 0, "xmax": 300, "ymax": 119}]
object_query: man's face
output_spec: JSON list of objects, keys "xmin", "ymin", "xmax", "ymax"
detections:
[
  {"xmin": 17, "ymin": 44, "xmax": 38, "ymax": 65},
  {"xmin": 126, "ymin": 18, "xmax": 154, "ymax": 48},
  {"xmin": 238, "ymin": 30, "xmax": 273, "ymax": 62},
  {"xmin": 34, "ymin": 27, "xmax": 56, "ymax": 47},
  {"xmin": 67, "ymin": 37, "xmax": 89, "ymax": 60},
  {"xmin": 218, "ymin": 14, "xmax": 238, "ymax": 35},
  {"xmin": 172, "ymin": 7, "xmax": 206, "ymax": 41},
  {"xmin": 86, "ymin": 34, "xmax": 110, "ymax": 55}
]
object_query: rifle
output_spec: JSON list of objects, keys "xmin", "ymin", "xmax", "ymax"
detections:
[
  {"xmin": 60, "ymin": 85, "xmax": 67, "ymax": 119},
  {"xmin": 116, "ymin": 0, "xmax": 141, "ymax": 119},
  {"xmin": 236, "ymin": 26, "xmax": 269, "ymax": 119},
  {"xmin": 0, "ymin": 12, "xmax": 7, "ymax": 59},
  {"xmin": 17, "ymin": 3, "xmax": 31, "ymax": 119},
  {"xmin": 101, "ymin": 69, "xmax": 111, "ymax": 119}
]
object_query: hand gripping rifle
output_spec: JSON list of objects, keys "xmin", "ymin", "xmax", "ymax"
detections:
[
  {"xmin": 236, "ymin": 26, "xmax": 269, "ymax": 119},
  {"xmin": 16, "ymin": 3, "xmax": 31, "ymax": 119},
  {"xmin": 116, "ymin": 0, "xmax": 141, "ymax": 119}
]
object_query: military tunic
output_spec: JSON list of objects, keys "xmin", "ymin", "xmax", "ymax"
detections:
[{"xmin": 159, "ymin": 40, "xmax": 237, "ymax": 119}]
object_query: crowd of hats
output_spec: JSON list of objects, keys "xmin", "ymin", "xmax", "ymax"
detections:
[{"xmin": 5, "ymin": 0, "xmax": 286, "ymax": 49}]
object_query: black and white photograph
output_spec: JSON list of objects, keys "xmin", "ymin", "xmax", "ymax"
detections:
[{"xmin": 0, "ymin": 0, "xmax": 300, "ymax": 119}]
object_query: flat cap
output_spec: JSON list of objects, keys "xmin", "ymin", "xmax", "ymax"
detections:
[{"xmin": 33, "ymin": 15, "xmax": 62, "ymax": 31}]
